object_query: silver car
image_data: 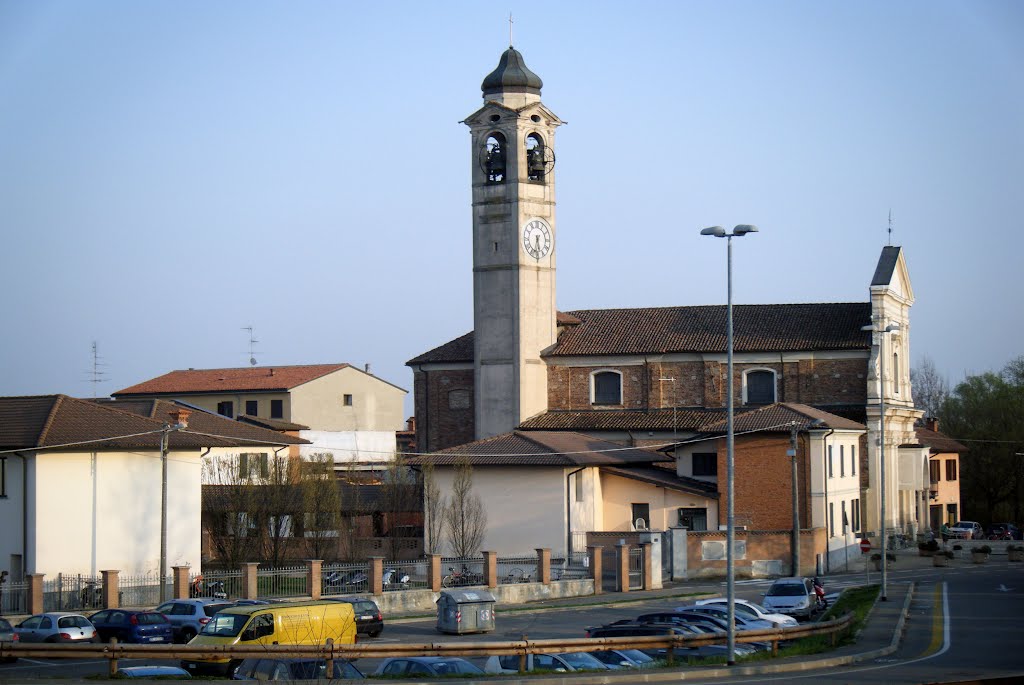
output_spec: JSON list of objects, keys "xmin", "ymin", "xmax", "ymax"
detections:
[
  {"xmin": 14, "ymin": 613, "xmax": 97, "ymax": 643},
  {"xmin": 761, "ymin": 577, "xmax": 818, "ymax": 618}
]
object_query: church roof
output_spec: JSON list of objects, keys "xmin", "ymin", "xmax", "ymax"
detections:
[
  {"xmin": 407, "ymin": 302, "xmax": 872, "ymax": 364},
  {"xmin": 481, "ymin": 46, "xmax": 543, "ymax": 96},
  {"xmin": 871, "ymin": 246, "xmax": 902, "ymax": 286},
  {"xmin": 406, "ymin": 430, "xmax": 669, "ymax": 466}
]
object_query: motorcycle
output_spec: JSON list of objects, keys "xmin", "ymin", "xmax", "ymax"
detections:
[
  {"xmin": 323, "ymin": 569, "xmax": 367, "ymax": 594},
  {"xmin": 812, "ymin": 576, "xmax": 828, "ymax": 610},
  {"xmin": 190, "ymin": 577, "xmax": 228, "ymax": 599},
  {"xmin": 383, "ymin": 568, "xmax": 410, "ymax": 590}
]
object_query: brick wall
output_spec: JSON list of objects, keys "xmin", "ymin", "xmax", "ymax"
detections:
[{"xmin": 414, "ymin": 369, "xmax": 474, "ymax": 452}]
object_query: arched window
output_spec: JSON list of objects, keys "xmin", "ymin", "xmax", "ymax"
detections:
[
  {"xmin": 525, "ymin": 133, "xmax": 548, "ymax": 182},
  {"xmin": 483, "ymin": 133, "xmax": 506, "ymax": 183},
  {"xmin": 743, "ymin": 369, "xmax": 776, "ymax": 404},
  {"xmin": 591, "ymin": 370, "xmax": 622, "ymax": 406}
]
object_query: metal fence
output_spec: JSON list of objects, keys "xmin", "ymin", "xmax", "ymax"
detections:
[
  {"xmin": 628, "ymin": 547, "xmax": 644, "ymax": 589},
  {"xmin": 117, "ymin": 574, "xmax": 167, "ymax": 608},
  {"xmin": 195, "ymin": 569, "xmax": 243, "ymax": 601},
  {"xmin": 439, "ymin": 557, "xmax": 484, "ymax": 588},
  {"xmin": 255, "ymin": 565, "xmax": 308, "ymax": 600},
  {"xmin": 42, "ymin": 574, "xmax": 102, "ymax": 612},
  {"xmin": 321, "ymin": 562, "xmax": 369, "ymax": 597},
  {"xmin": 0, "ymin": 579, "xmax": 28, "ymax": 615},
  {"xmin": 496, "ymin": 555, "xmax": 538, "ymax": 585},
  {"xmin": 552, "ymin": 552, "xmax": 591, "ymax": 581},
  {"xmin": 382, "ymin": 559, "xmax": 429, "ymax": 592}
]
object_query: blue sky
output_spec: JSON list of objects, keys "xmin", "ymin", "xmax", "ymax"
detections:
[{"xmin": 1, "ymin": 1, "xmax": 1021, "ymax": 415}]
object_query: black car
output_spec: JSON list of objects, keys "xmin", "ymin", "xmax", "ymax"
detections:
[
  {"xmin": 329, "ymin": 597, "xmax": 383, "ymax": 637},
  {"xmin": 232, "ymin": 657, "xmax": 364, "ymax": 680}
]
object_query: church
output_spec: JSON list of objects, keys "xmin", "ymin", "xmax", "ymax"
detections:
[{"xmin": 407, "ymin": 46, "xmax": 928, "ymax": 572}]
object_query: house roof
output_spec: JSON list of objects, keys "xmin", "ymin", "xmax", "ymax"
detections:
[
  {"xmin": 237, "ymin": 414, "xmax": 310, "ymax": 432},
  {"xmin": 0, "ymin": 395, "xmax": 306, "ymax": 451},
  {"xmin": 600, "ymin": 465, "xmax": 719, "ymax": 498},
  {"xmin": 407, "ymin": 303, "xmax": 872, "ymax": 364},
  {"xmin": 915, "ymin": 426, "xmax": 968, "ymax": 454},
  {"xmin": 406, "ymin": 431, "xmax": 670, "ymax": 467},
  {"xmin": 114, "ymin": 363, "xmax": 352, "ymax": 396},
  {"xmin": 696, "ymin": 403, "xmax": 866, "ymax": 434}
]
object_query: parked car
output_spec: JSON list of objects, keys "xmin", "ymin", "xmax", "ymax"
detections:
[
  {"xmin": 634, "ymin": 613, "xmax": 766, "ymax": 654},
  {"xmin": 373, "ymin": 657, "xmax": 484, "ymax": 677},
  {"xmin": 153, "ymin": 598, "xmax": 232, "ymax": 643},
  {"xmin": 484, "ymin": 652, "xmax": 610, "ymax": 674},
  {"xmin": 0, "ymin": 617, "xmax": 19, "ymax": 663},
  {"xmin": 694, "ymin": 597, "xmax": 799, "ymax": 627},
  {"xmin": 591, "ymin": 649, "xmax": 657, "ymax": 669},
  {"xmin": 585, "ymin": 621, "xmax": 755, "ymax": 659},
  {"xmin": 988, "ymin": 523, "xmax": 1022, "ymax": 540},
  {"xmin": 89, "ymin": 609, "xmax": 173, "ymax": 644},
  {"xmin": 115, "ymin": 666, "xmax": 192, "ymax": 679},
  {"xmin": 948, "ymin": 521, "xmax": 984, "ymax": 540},
  {"xmin": 232, "ymin": 657, "xmax": 364, "ymax": 680},
  {"xmin": 14, "ymin": 613, "xmax": 97, "ymax": 643},
  {"xmin": 327, "ymin": 597, "xmax": 383, "ymax": 637},
  {"xmin": 675, "ymin": 603, "xmax": 777, "ymax": 630},
  {"xmin": 761, "ymin": 577, "xmax": 818, "ymax": 618}
]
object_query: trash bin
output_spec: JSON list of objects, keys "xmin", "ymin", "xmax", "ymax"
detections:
[{"xmin": 435, "ymin": 589, "xmax": 496, "ymax": 634}]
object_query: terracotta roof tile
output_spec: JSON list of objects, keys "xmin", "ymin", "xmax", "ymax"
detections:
[
  {"xmin": 407, "ymin": 431, "xmax": 669, "ymax": 466},
  {"xmin": 114, "ymin": 364, "xmax": 351, "ymax": 395},
  {"xmin": 600, "ymin": 465, "xmax": 719, "ymax": 497},
  {"xmin": 915, "ymin": 427, "xmax": 968, "ymax": 454},
  {"xmin": 697, "ymin": 403, "xmax": 865, "ymax": 433},
  {"xmin": 408, "ymin": 303, "xmax": 872, "ymax": 364},
  {"xmin": 519, "ymin": 408, "xmax": 719, "ymax": 431}
]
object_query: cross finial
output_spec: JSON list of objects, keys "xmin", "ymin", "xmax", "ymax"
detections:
[
  {"xmin": 887, "ymin": 209, "xmax": 893, "ymax": 246},
  {"xmin": 509, "ymin": 13, "xmax": 514, "ymax": 47}
]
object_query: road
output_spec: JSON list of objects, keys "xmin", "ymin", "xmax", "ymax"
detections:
[{"xmin": 2, "ymin": 561, "xmax": 1021, "ymax": 682}]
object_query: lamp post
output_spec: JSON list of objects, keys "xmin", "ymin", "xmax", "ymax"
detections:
[
  {"xmin": 159, "ymin": 416, "xmax": 188, "ymax": 603},
  {"xmin": 701, "ymin": 223, "xmax": 758, "ymax": 665},
  {"xmin": 861, "ymin": 321, "xmax": 899, "ymax": 602}
]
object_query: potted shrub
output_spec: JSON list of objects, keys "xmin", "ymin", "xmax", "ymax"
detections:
[
  {"xmin": 971, "ymin": 544, "xmax": 992, "ymax": 563},
  {"xmin": 870, "ymin": 552, "xmax": 895, "ymax": 571},
  {"xmin": 933, "ymin": 549, "xmax": 954, "ymax": 567},
  {"xmin": 1008, "ymin": 544, "xmax": 1024, "ymax": 562},
  {"xmin": 918, "ymin": 539, "xmax": 940, "ymax": 557}
]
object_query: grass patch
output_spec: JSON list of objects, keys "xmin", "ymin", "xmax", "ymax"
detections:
[{"xmin": 768, "ymin": 584, "xmax": 880, "ymax": 658}]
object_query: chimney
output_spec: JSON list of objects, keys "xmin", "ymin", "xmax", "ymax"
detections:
[
  {"xmin": 269, "ymin": 368, "xmax": 275, "ymax": 377},
  {"xmin": 169, "ymin": 407, "xmax": 191, "ymax": 429},
  {"xmin": 406, "ymin": 416, "xmax": 416, "ymax": 431},
  {"xmin": 364, "ymin": 363, "xmax": 371, "ymax": 374},
  {"xmin": 925, "ymin": 416, "xmax": 939, "ymax": 432}
]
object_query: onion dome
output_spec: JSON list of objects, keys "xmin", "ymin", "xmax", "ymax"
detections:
[{"xmin": 481, "ymin": 46, "xmax": 543, "ymax": 97}]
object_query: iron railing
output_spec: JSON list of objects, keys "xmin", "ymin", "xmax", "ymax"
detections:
[
  {"xmin": 256, "ymin": 565, "xmax": 308, "ymax": 599},
  {"xmin": 321, "ymin": 562, "xmax": 369, "ymax": 597},
  {"xmin": 440, "ymin": 557, "xmax": 484, "ymax": 588},
  {"xmin": 628, "ymin": 547, "xmax": 644, "ymax": 589},
  {"xmin": 496, "ymin": 556, "xmax": 538, "ymax": 585},
  {"xmin": 0, "ymin": 579, "xmax": 28, "ymax": 615}
]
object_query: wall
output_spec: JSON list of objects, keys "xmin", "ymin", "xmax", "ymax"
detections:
[
  {"xmin": 685, "ymin": 528, "xmax": 827, "ymax": 578},
  {"xmin": 298, "ymin": 431, "xmax": 398, "ymax": 465},
  {"xmin": 291, "ymin": 367, "xmax": 406, "ymax": 432},
  {"xmin": 413, "ymin": 366, "xmax": 475, "ymax": 452},
  {"xmin": 598, "ymin": 472, "xmax": 716, "ymax": 532},
  {"xmin": 30, "ymin": 449, "xmax": 201, "ymax": 576}
]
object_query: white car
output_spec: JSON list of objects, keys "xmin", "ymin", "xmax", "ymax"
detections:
[
  {"xmin": 484, "ymin": 652, "xmax": 610, "ymax": 674},
  {"xmin": 674, "ymin": 604, "xmax": 775, "ymax": 631},
  {"xmin": 694, "ymin": 597, "xmax": 799, "ymax": 627},
  {"xmin": 761, "ymin": 577, "xmax": 818, "ymax": 619},
  {"xmin": 948, "ymin": 521, "xmax": 983, "ymax": 539}
]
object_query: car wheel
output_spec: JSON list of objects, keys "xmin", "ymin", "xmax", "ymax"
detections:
[
  {"xmin": 180, "ymin": 627, "xmax": 196, "ymax": 643},
  {"xmin": 368, "ymin": 628, "xmax": 382, "ymax": 638}
]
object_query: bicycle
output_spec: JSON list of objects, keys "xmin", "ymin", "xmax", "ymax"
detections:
[{"xmin": 441, "ymin": 565, "xmax": 483, "ymax": 588}]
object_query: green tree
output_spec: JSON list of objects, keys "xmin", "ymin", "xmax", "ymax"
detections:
[{"xmin": 939, "ymin": 356, "xmax": 1024, "ymax": 524}]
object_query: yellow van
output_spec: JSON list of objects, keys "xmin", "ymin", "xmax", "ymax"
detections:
[{"xmin": 181, "ymin": 601, "xmax": 356, "ymax": 676}]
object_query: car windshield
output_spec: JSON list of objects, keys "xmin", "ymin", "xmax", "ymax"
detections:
[
  {"xmin": 557, "ymin": 652, "xmax": 605, "ymax": 669},
  {"xmin": 202, "ymin": 603, "xmax": 232, "ymax": 617},
  {"xmin": 200, "ymin": 614, "xmax": 248, "ymax": 637},
  {"xmin": 432, "ymin": 660, "xmax": 481, "ymax": 675},
  {"xmin": 952, "ymin": 522, "xmax": 973, "ymax": 528},
  {"xmin": 137, "ymin": 613, "xmax": 167, "ymax": 625},
  {"xmin": 767, "ymin": 583, "xmax": 806, "ymax": 596},
  {"xmin": 618, "ymin": 649, "xmax": 653, "ymax": 663},
  {"xmin": 58, "ymin": 616, "xmax": 91, "ymax": 628}
]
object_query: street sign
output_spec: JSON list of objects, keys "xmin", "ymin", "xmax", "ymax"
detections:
[{"xmin": 859, "ymin": 538, "xmax": 872, "ymax": 554}]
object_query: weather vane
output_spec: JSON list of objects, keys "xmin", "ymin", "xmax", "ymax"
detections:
[
  {"xmin": 887, "ymin": 209, "xmax": 893, "ymax": 246},
  {"xmin": 509, "ymin": 12, "xmax": 514, "ymax": 47}
]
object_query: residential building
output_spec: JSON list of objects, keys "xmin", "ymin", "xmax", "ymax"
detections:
[
  {"xmin": 917, "ymin": 417, "xmax": 967, "ymax": 530},
  {"xmin": 114, "ymin": 363, "xmax": 407, "ymax": 468}
]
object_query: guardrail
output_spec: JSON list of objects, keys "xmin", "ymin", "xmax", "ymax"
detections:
[{"xmin": 0, "ymin": 612, "xmax": 854, "ymax": 676}]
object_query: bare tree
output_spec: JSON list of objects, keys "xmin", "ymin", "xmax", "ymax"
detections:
[
  {"xmin": 422, "ymin": 462, "xmax": 445, "ymax": 554},
  {"xmin": 443, "ymin": 459, "xmax": 487, "ymax": 558},
  {"xmin": 201, "ymin": 453, "xmax": 263, "ymax": 568},
  {"xmin": 911, "ymin": 355, "xmax": 949, "ymax": 420},
  {"xmin": 379, "ymin": 454, "xmax": 421, "ymax": 560},
  {"xmin": 299, "ymin": 453, "xmax": 342, "ymax": 561}
]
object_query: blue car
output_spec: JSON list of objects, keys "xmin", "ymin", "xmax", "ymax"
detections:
[{"xmin": 89, "ymin": 610, "xmax": 174, "ymax": 644}]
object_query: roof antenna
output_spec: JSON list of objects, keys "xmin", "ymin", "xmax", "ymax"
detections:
[
  {"xmin": 86, "ymin": 341, "xmax": 108, "ymax": 398},
  {"xmin": 243, "ymin": 326, "xmax": 258, "ymax": 366},
  {"xmin": 508, "ymin": 12, "xmax": 514, "ymax": 47},
  {"xmin": 887, "ymin": 209, "xmax": 893, "ymax": 246}
]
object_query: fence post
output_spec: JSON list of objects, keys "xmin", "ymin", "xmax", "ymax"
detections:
[
  {"xmin": 536, "ymin": 548, "xmax": 551, "ymax": 585},
  {"xmin": 307, "ymin": 560, "xmax": 322, "ymax": 601},
  {"xmin": 242, "ymin": 563, "xmax": 259, "ymax": 600},
  {"xmin": 616, "ymin": 543, "xmax": 630, "ymax": 593},
  {"xmin": 369, "ymin": 557, "xmax": 384, "ymax": 595},
  {"xmin": 27, "ymin": 573, "xmax": 44, "ymax": 615},
  {"xmin": 641, "ymin": 542, "xmax": 654, "ymax": 591},
  {"xmin": 172, "ymin": 566, "xmax": 190, "ymax": 600},
  {"xmin": 483, "ymin": 551, "xmax": 497, "ymax": 588},
  {"xmin": 428, "ymin": 554, "xmax": 442, "ymax": 592},
  {"xmin": 587, "ymin": 546, "xmax": 603, "ymax": 595},
  {"xmin": 100, "ymin": 570, "xmax": 119, "ymax": 609}
]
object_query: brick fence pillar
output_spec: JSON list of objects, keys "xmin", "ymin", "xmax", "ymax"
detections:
[
  {"xmin": 27, "ymin": 574, "xmax": 44, "ymax": 615},
  {"xmin": 242, "ymin": 563, "xmax": 259, "ymax": 600},
  {"xmin": 100, "ymin": 570, "xmax": 119, "ymax": 609},
  {"xmin": 307, "ymin": 560, "xmax": 322, "ymax": 600},
  {"xmin": 616, "ymin": 543, "xmax": 630, "ymax": 593},
  {"xmin": 172, "ymin": 566, "xmax": 191, "ymax": 600},
  {"xmin": 483, "ymin": 551, "xmax": 497, "ymax": 588},
  {"xmin": 536, "ymin": 548, "xmax": 551, "ymax": 585},
  {"xmin": 640, "ymin": 542, "xmax": 654, "ymax": 591},
  {"xmin": 369, "ymin": 558, "xmax": 384, "ymax": 596},
  {"xmin": 587, "ymin": 546, "xmax": 603, "ymax": 595},
  {"xmin": 427, "ymin": 554, "xmax": 442, "ymax": 592}
]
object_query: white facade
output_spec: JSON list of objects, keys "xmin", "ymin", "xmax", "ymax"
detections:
[{"xmin": 808, "ymin": 429, "xmax": 865, "ymax": 571}]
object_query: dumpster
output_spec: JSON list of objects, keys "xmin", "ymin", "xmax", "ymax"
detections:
[{"xmin": 435, "ymin": 589, "xmax": 496, "ymax": 634}]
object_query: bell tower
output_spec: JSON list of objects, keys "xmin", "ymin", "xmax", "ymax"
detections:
[{"xmin": 463, "ymin": 47, "xmax": 564, "ymax": 440}]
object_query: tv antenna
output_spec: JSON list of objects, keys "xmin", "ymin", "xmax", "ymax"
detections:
[
  {"xmin": 243, "ymin": 327, "xmax": 258, "ymax": 366},
  {"xmin": 85, "ymin": 341, "xmax": 108, "ymax": 398}
]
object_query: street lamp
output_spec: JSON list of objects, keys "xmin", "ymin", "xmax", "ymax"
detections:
[
  {"xmin": 700, "ymin": 223, "xmax": 758, "ymax": 665},
  {"xmin": 861, "ymin": 321, "xmax": 900, "ymax": 602}
]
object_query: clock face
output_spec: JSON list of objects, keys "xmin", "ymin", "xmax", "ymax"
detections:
[{"xmin": 522, "ymin": 218, "xmax": 553, "ymax": 259}]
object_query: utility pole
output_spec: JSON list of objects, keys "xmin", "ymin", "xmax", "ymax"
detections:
[{"xmin": 159, "ymin": 409, "xmax": 190, "ymax": 603}]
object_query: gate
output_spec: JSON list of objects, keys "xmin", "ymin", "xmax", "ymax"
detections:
[{"xmin": 628, "ymin": 547, "xmax": 644, "ymax": 590}]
